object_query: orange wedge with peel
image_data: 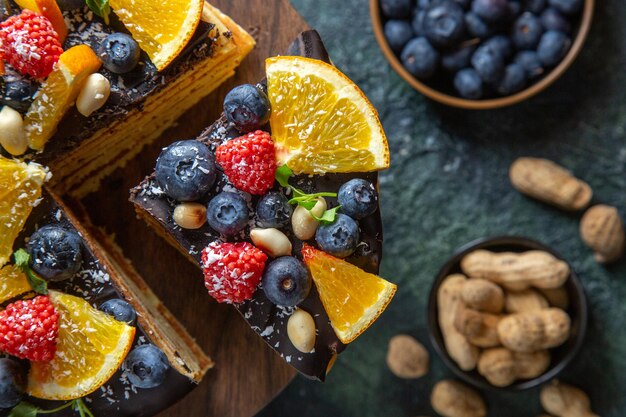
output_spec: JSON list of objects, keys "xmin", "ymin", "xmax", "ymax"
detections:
[
  {"xmin": 0, "ymin": 156, "xmax": 48, "ymax": 268},
  {"xmin": 108, "ymin": 0, "xmax": 204, "ymax": 71},
  {"xmin": 301, "ymin": 244, "xmax": 396, "ymax": 344},
  {"xmin": 0, "ymin": 264, "xmax": 32, "ymax": 304},
  {"xmin": 14, "ymin": 0, "xmax": 67, "ymax": 42},
  {"xmin": 266, "ymin": 56, "xmax": 390, "ymax": 174},
  {"xmin": 24, "ymin": 45, "xmax": 101, "ymax": 151},
  {"xmin": 28, "ymin": 291, "xmax": 136, "ymax": 400}
]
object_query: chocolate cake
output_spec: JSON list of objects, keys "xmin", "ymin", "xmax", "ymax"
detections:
[
  {"xmin": 12, "ymin": 189, "xmax": 213, "ymax": 417},
  {"xmin": 1, "ymin": 0, "xmax": 254, "ymax": 197},
  {"xmin": 130, "ymin": 30, "xmax": 393, "ymax": 381}
]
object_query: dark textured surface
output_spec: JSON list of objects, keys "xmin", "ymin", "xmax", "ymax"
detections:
[{"xmin": 259, "ymin": 0, "xmax": 626, "ymax": 415}]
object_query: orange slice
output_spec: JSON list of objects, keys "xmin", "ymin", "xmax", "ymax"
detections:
[
  {"xmin": 0, "ymin": 264, "xmax": 32, "ymax": 304},
  {"xmin": 24, "ymin": 45, "xmax": 101, "ymax": 151},
  {"xmin": 14, "ymin": 0, "xmax": 67, "ymax": 42},
  {"xmin": 0, "ymin": 156, "xmax": 48, "ymax": 267},
  {"xmin": 108, "ymin": 0, "xmax": 204, "ymax": 71},
  {"xmin": 28, "ymin": 291, "xmax": 136, "ymax": 400},
  {"xmin": 266, "ymin": 56, "xmax": 390, "ymax": 174},
  {"xmin": 302, "ymin": 244, "xmax": 396, "ymax": 344}
]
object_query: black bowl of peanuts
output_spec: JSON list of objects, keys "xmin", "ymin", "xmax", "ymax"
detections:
[{"xmin": 427, "ymin": 235, "xmax": 588, "ymax": 391}]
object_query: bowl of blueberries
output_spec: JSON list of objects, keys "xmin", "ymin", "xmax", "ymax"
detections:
[{"xmin": 370, "ymin": 0, "xmax": 594, "ymax": 109}]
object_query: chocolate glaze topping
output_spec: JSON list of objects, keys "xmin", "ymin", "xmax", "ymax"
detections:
[
  {"xmin": 2, "ymin": 192, "xmax": 196, "ymax": 417},
  {"xmin": 130, "ymin": 30, "xmax": 384, "ymax": 381}
]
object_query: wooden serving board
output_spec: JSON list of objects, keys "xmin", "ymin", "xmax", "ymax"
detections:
[{"xmin": 79, "ymin": 1, "xmax": 309, "ymax": 416}]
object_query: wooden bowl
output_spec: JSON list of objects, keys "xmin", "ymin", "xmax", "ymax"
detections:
[
  {"xmin": 427, "ymin": 236, "xmax": 588, "ymax": 391},
  {"xmin": 370, "ymin": 0, "xmax": 595, "ymax": 110}
]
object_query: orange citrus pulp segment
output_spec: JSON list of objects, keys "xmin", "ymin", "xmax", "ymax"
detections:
[
  {"xmin": 0, "ymin": 156, "xmax": 48, "ymax": 268},
  {"xmin": 266, "ymin": 56, "xmax": 390, "ymax": 174},
  {"xmin": 24, "ymin": 45, "xmax": 101, "ymax": 151},
  {"xmin": 0, "ymin": 264, "xmax": 32, "ymax": 304},
  {"xmin": 108, "ymin": 0, "xmax": 204, "ymax": 71},
  {"xmin": 301, "ymin": 244, "xmax": 397, "ymax": 344},
  {"xmin": 28, "ymin": 291, "xmax": 136, "ymax": 400},
  {"xmin": 14, "ymin": 0, "xmax": 67, "ymax": 42}
]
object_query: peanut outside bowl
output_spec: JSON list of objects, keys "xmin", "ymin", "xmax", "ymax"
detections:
[
  {"xmin": 370, "ymin": 0, "xmax": 595, "ymax": 110},
  {"xmin": 427, "ymin": 236, "xmax": 588, "ymax": 391}
]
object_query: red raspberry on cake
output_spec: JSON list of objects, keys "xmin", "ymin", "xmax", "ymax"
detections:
[
  {"xmin": 0, "ymin": 295, "xmax": 59, "ymax": 362},
  {"xmin": 0, "ymin": 10, "xmax": 63, "ymax": 79},
  {"xmin": 216, "ymin": 130, "xmax": 277, "ymax": 195},
  {"xmin": 201, "ymin": 242, "xmax": 268, "ymax": 304}
]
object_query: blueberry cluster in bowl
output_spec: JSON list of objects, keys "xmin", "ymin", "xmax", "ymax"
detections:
[{"xmin": 381, "ymin": 0, "xmax": 582, "ymax": 99}]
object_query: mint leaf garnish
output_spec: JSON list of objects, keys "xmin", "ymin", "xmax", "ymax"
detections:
[
  {"xmin": 9, "ymin": 402, "xmax": 38, "ymax": 417},
  {"xmin": 14, "ymin": 249, "xmax": 48, "ymax": 295},
  {"xmin": 310, "ymin": 205, "xmax": 341, "ymax": 224},
  {"xmin": 275, "ymin": 164, "xmax": 293, "ymax": 188},
  {"xmin": 275, "ymin": 164, "xmax": 340, "ymax": 224},
  {"xmin": 86, "ymin": 0, "xmax": 111, "ymax": 24},
  {"xmin": 10, "ymin": 399, "xmax": 94, "ymax": 417}
]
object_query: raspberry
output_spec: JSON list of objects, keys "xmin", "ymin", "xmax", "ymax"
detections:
[
  {"xmin": 216, "ymin": 130, "xmax": 277, "ymax": 195},
  {"xmin": 0, "ymin": 10, "xmax": 63, "ymax": 79},
  {"xmin": 201, "ymin": 242, "xmax": 268, "ymax": 304},
  {"xmin": 0, "ymin": 296, "xmax": 59, "ymax": 362}
]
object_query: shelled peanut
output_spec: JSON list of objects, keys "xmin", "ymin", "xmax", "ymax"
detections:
[
  {"xmin": 509, "ymin": 157, "xmax": 592, "ymax": 211},
  {"xmin": 437, "ymin": 274, "xmax": 479, "ymax": 371},
  {"xmin": 460, "ymin": 250, "xmax": 569, "ymax": 291},
  {"xmin": 386, "ymin": 334, "xmax": 429, "ymax": 379},
  {"xmin": 580, "ymin": 204, "xmax": 625, "ymax": 263},
  {"xmin": 540, "ymin": 380, "xmax": 599, "ymax": 417},
  {"xmin": 437, "ymin": 249, "xmax": 574, "ymax": 387},
  {"xmin": 431, "ymin": 380, "xmax": 486, "ymax": 417}
]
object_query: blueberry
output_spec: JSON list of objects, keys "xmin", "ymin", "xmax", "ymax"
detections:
[
  {"xmin": 315, "ymin": 214, "xmax": 360, "ymax": 258},
  {"xmin": 537, "ymin": 30, "xmax": 571, "ymax": 66},
  {"xmin": 512, "ymin": 12, "xmax": 544, "ymax": 49},
  {"xmin": 124, "ymin": 344, "xmax": 170, "ymax": 389},
  {"xmin": 471, "ymin": 0, "xmax": 510, "ymax": 22},
  {"xmin": 540, "ymin": 7, "xmax": 572, "ymax": 32},
  {"xmin": 206, "ymin": 192, "xmax": 249, "ymax": 236},
  {"xmin": 454, "ymin": 68, "xmax": 484, "ymax": 99},
  {"xmin": 423, "ymin": 0, "xmax": 466, "ymax": 47},
  {"xmin": 401, "ymin": 37, "xmax": 439, "ymax": 79},
  {"xmin": 0, "ymin": 359, "xmax": 25, "ymax": 409},
  {"xmin": 442, "ymin": 45, "xmax": 475, "ymax": 72},
  {"xmin": 155, "ymin": 140, "xmax": 217, "ymax": 201},
  {"xmin": 471, "ymin": 43, "xmax": 505, "ymax": 83},
  {"xmin": 412, "ymin": 11, "xmax": 426, "ymax": 36},
  {"xmin": 417, "ymin": 0, "xmax": 431, "ymax": 9},
  {"xmin": 384, "ymin": 20, "xmax": 414, "ymax": 52},
  {"xmin": 56, "ymin": 0, "xmax": 84, "ymax": 10},
  {"xmin": 380, "ymin": 0, "xmax": 413, "ymax": 18},
  {"xmin": 1, "ymin": 78, "xmax": 38, "ymax": 114},
  {"xmin": 523, "ymin": 0, "xmax": 547, "ymax": 13},
  {"xmin": 453, "ymin": 0, "xmax": 471, "ymax": 9},
  {"xmin": 548, "ymin": 0, "xmax": 582, "ymax": 14},
  {"xmin": 99, "ymin": 299, "xmax": 137, "ymax": 325},
  {"xmin": 508, "ymin": 1, "xmax": 522, "ymax": 16},
  {"xmin": 514, "ymin": 50, "xmax": 545, "ymax": 80},
  {"xmin": 223, "ymin": 84, "xmax": 271, "ymax": 133},
  {"xmin": 256, "ymin": 192, "xmax": 292, "ymax": 229},
  {"xmin": 464, "ymin": 12, "xmax": 492, "ymax": 38},
  {"xmin": 27, "ymin": 226, "xmax": 83, "ymax": 282},
  {"xmin": 338, "ymin": 179, "xmax": 379, "ymax": 220},
  {"xmin": 98, "ymin": 33, "xmax": 140, "ymax": 74},
  {"xmin": 496, "ymin": 63, "xmax": 527, "ymax": 95},
  {"xmin": 483, "ymin": 35, "xmax": 514, "ymax": 60},
  {"xmin": 262, "ymin": 257, "xmax": 311, "ymax": 307}
]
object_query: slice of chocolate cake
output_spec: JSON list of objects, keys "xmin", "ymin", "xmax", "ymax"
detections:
[
  {"xmin": 130, "ymin": 30, "xmax": 395, "ymax": 381},
  {"xmin": 0, "ymin": 169, "xmax": 212, "ymax": 415},
  {"xmin": 0, "ymin": 0, "xmax": 254, "ymax": 198}
]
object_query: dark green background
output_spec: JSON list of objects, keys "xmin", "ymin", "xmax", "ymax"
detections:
[{"xmin": 259, "ymin": 0, "xmax": 626, "ymax": 416}]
